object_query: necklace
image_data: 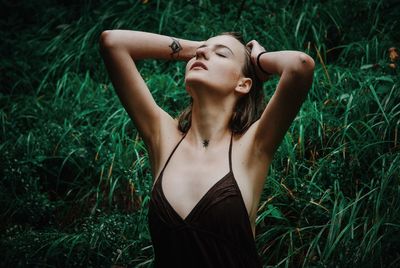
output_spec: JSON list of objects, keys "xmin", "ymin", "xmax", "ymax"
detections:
[{"xmin": 202, "ymin": 139, "xmax": 209, "ymax": 148}]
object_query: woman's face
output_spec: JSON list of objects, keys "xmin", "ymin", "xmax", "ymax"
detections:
[{"xmin": 185, "ymin": 35, "xmax": 247, "ymax": 97}]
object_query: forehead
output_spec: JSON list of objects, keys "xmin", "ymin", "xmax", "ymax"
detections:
[{"xmin": 205, "ymin": 35, "xmax": 246, "ymax": 58}]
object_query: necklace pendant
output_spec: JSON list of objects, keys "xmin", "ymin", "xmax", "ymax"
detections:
[{"xmin": 202, "ymin": 139, "xmax": 209, "ymax": 148}]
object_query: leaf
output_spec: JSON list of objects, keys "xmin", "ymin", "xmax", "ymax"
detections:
[
  {"xmin": 360, "ymin": 64, "xmax": 374, "ymax": 70},
  {"xmin": 265, "ymin": 204, "xmax": 285, "ymax": 220}
]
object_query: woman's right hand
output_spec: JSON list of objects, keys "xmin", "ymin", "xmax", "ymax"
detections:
[{"xmin": 246, "ymin": 40, "xmax": 272, "ymax": 82}]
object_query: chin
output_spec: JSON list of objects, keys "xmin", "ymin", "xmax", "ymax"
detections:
[
  {"xmin": 185, "ymin": 74, "xmax": 208, "ymax": 89},
  {"xmin": 185, "ymin": 73, "xmax": 230, "ymax": 95}
]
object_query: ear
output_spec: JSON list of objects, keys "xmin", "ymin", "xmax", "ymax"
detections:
[{"xmin": 235, "ymin": 77, "xmax": 252, "ymax": 95}]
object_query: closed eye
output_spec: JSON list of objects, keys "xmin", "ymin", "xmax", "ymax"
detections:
[{"xmin": 216, "ymin": 52, "xmax": 227, "ymax": 58}]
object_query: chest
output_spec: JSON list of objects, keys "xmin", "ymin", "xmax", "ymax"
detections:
[
  {"xmin": 156, "ymin": 136, "xmax": 267, "ymax": 230},
  {"xmin": 161, "ymin": 146, "xmax": 231, "ymax": 215}
]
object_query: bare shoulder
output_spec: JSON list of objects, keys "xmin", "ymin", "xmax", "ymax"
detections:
[
  {"xmin": 232, "ymin": 120, "xmax": 272, "ymax": 190},
  {"xmin": 231, "ymin": 121, "xmax": 272, "ymax": 226},
  {"xmin": 148, "ymin": 110, "xmax": 184, "ymax": 179},
  {"xmin": 233, "ymin": 120, "xmax": 272, "ymax": 165}
]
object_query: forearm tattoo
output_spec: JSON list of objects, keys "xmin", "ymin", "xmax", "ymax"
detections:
[{"xmin": 169, "ymin": 37, "xmax": 182, "ymax": 58}]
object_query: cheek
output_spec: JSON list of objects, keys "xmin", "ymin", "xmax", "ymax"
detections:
[
  {"xmin": 216, "ymin": 66, "xmax": 242, "ymax": 85},
  {"xmin": 214, "ymin": 59, "xmax": 241, "ymax": 77}
]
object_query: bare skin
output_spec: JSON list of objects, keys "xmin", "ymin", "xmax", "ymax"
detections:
[{"xmin": 99, "ymin": 30, "xmax": 315, "ymax": 237}]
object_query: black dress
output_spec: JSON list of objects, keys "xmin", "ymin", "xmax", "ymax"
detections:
[{"xmin": 148, "ymin": 134, "xmax": 262, "ymax": 268}]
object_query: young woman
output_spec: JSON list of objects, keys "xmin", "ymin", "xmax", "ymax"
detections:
[{"xmin": 100, "ymin": 30, "xmax": 314, "ymax": 267}]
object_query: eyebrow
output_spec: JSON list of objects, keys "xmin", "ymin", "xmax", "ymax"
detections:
[{"xmin": 197, "ymin": 44, "xmax": 235, "ymax": 55}]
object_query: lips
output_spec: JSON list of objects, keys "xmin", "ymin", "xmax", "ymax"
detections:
[{"xmin": 190, "ymin": 61, "xmax": 208, "ymax": 70}]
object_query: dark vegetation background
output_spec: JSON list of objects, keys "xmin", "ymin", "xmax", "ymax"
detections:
[{"xmin": 1, "ymin": 0, "xmax": 399, "ymax": 267}]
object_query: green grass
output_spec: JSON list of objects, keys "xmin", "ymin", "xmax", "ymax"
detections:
[{"xmin": 1, "ymin": 0, "xmax": 399, "ymax": 267}]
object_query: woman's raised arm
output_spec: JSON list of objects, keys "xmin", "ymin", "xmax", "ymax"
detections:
[
  {"xmin": 99, "ymin": 30, "xmax": 202, "ymax": 146},
  {"xmin": 247, "ymin": 40, "xmax": 315, "ymax": 160}
]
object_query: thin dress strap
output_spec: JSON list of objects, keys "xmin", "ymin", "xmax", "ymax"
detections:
[
  {"xmin": 158, "ymin": 133, "xmax": 187, "ymax": 176},
  {"xmin": 228, "ymin": 132, "xmax": 233, "ymax": 172}
]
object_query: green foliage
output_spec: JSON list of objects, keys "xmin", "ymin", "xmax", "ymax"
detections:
[{"xmin": 1, "ymin": 0, "xmax": 399, "ymax": 267}]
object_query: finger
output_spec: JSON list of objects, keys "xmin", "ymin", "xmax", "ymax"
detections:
[{"xmin": 246, "ymin": 40, "xmax": 256, "ymax": 48}]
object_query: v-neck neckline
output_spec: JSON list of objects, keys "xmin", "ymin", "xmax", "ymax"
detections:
[
  {"xmin": 159, "ymin": 171, "xmax": 232, "ymax": 222},
  {"xmin": 156, "ymin": 132, "xmax": 234, "ymax": 223}
]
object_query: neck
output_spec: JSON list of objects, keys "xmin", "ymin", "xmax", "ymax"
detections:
[{"xmin": 187, "ymin": 100, "xmax": 233, "ymax": 149}]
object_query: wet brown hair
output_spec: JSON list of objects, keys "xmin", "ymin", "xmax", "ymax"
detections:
[{"xmin": 178, "ymin": 32, "xmax": 264, "ymax": 134}]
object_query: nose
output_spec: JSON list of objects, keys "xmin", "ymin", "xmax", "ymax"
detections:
[{"xmin": 195, "ymin": 46, "xmax": 208, "ymax": 60}]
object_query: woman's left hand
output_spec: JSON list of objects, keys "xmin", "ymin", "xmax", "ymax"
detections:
[{"xmin": 246, "ymin": 40, "xmax": 271, "ymax": 82}]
